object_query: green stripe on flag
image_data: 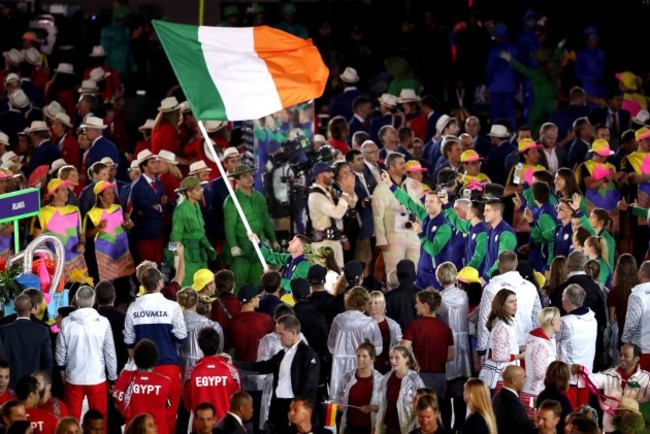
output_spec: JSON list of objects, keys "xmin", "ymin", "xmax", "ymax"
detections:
[{"xmin": 152, "ymin": 20, "xmax": 228, "ymax": 120}]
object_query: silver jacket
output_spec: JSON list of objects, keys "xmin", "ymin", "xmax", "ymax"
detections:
[
  {"xmin": 334, "ymin": 368, "xmax": 383, "ymax": 433},
  {"xmin": 328, "ymin": 310, "xmax": 383, "ymax": 399},
  {"xmin": 179, "ymin": 311, "xmax": 224, "ymax": 376},
  {"xmin": 439, "ymin": 286, "xmax": 472, "ymax": 380},
  {"xmin": 375, "ymin": 370, "xmax": 424, "ymax": 434}
]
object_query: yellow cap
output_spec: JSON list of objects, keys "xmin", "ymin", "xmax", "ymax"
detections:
[
  {"xmin": 192, "ymin": 269, "xmax": 215, "ymax": 291},
  {"xmin": 457, "ymin": 267, "xmax": 480, "ymax": 284}
]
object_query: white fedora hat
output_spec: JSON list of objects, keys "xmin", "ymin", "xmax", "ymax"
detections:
[
  {"xmin": 378, "ymin": 93, "xmax": 399, "ymax": 108},
  {"xmin": 221, "ymin": 147, "xmax": 240, "ymax": 162},
  {"xmin": 136, "ymin": 149, "xmax": 157, "ymax": 164},
  {"xmin": 158, "ymin": 96, "xmax": 180, "ymax": 113},
  {"xmin": 48, "ymin": 158, "xmax": 68, "ymax": 175},
  {"xmin": 89, "ymin": 45, "xmax": 106, "ymax": 57},
  {"xmin": 204, "ymin": 120, "xmax": 227, "ymax": 133},
  {"xmin": 158, "ymin": 150, "xmax": 178, "ymax": 165},
  {"xmin": 43, "ymin": 101, "xmax": 64, "ymax": 120},
  {"xmin": 100, "ymin": 157, "xmax": 117, "ymax": 167},
  {"xmin": 81, "ymin": 116, "xmax": 107, "ymax": 130},
  {"xmin": 397, "ymin": 88, "xmax": 421, "ymax": 103},
  {"xmin": 10, "ymin": 90, "xmax": 31, "ymax": 109},
  {"xmin": 28, "ymin": 120, "xmax": 49, "ymax": 133},
  {"xmin": 0, "ymin": 132, "xmax": 9, "ymax": 146},
  {"xmin": 54, "ymin": 112, "xmax": 72, "ymax": 128},
  {"xmin": 4, "ymin": 73, "xmax": 19, "ymax": 85},
  {"xmin": 89, "ymin": 67, "xmax": 111, "ymax": 82},
  {"xmin": 22, "ymin": 48, "xmax": 41, "ymax": 66},
  {"xmin": 1, "ymin": 151, "xmax": 23, "ymax": 165},
  {"xmin": 339, "ymin": 67, "xmax": 360, "ymax": 84},
  {"xmin": 79, "ymin": 79, "xmax": 99, "ymax": 94},
  {"xmin": 138, "ymin": 119, "xmax": 155, "ymax": 132},
  {"xmin": 129, "ymin": 160, "xmax": 141, "ymax": 171},
  {"xmin": 488, "ymin": 124, "xmax": 510, "ymax": 138},
  {"xmin": 54, "ymin": 63, "xmax": 75, "ymax": 74},
  {"xmin": 632, "ymin": 109, "xmax": 650, "ymax": 125},
  {"xmin": 189, "ymin": 160, "xmax": 212, "ymax": 174},
  {"xmin": 179, "ymin": 101, "xmax": 192, "ymax": 114},
  {"xmin": 3, "ymin": 49, "xmax": 23, "ymax": 65}
]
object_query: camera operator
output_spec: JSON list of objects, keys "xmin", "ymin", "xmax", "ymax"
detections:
[
  {"xmin": 307, "ymin": 161, "xmax": 357, "ymax": 268},
  {"xmin": 380, "ymin": 170, "xmax": 453, "ymax": 289},
  {"xmin": 371, "ymin": 152, "xmax": 421, "ymax": 277}
]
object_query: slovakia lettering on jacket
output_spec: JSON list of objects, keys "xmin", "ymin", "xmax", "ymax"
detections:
[{"xmin": 133, "ymin": 311, "xmax": 169, "ymax": 318}]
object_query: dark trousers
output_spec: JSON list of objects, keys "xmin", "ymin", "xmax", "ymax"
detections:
[
  {"xmin": 268, "ymin": 397, "xmax": 292, "ymax": 433},
  {"xmin": 442, "ymin": 377, "xmax": 468, "ymax": 431}
]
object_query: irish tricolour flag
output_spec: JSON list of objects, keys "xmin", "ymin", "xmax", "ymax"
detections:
[{"xmin": 152, "ymin": 20, "xmax": 329, "ymax": 121}]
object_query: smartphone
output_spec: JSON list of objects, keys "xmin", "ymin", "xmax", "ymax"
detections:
[{"xmin": 168, "ymin": 242, "xmax": 177, "ymax": 252}]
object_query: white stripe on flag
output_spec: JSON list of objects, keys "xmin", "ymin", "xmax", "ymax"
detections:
[{"xmin": 198, "ymin": 27, "xmax": 283, "ymax": 120}]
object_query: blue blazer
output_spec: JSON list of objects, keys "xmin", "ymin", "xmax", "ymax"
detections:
[
  {"xmin": 130, "ymin": 176, "xmax": 165, "ymax": 240},
  {"xmin": 328, "ymin": 89, "xmax": 368, "ymax": 121},
  {"xmin": 87, "ymin": 136, "xmax": 121, "ymax": 167},
  {"xmin": 203, "ymin": 177, "xmax": 230, "ymax": 245},
  {"xmin": 28, "ymin": 140, "xmax": 61, "ymax": 176},
  {"xmin": 353, "ymin": 174, "xmax": 374, "ymax": 239},
  {"xmin": 348, "ymin": 115, "xmax": 369, "ymax": 139}
]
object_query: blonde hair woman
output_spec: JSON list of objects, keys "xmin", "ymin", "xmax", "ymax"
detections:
[
  {"xmin": 462, "ymin": 378, "xmax": 497, "ymax": 434},
  {"xmin": 368, "ymin": 291, "xmax": 402, "ymax": 374},
  {"xmin": 521, "ymin": 306, "xmax": 561, "ymax": 420}
]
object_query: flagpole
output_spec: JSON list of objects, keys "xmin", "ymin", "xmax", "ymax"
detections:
[{"xmin": 197, "ymin": 121, "xmax": 269, "ymax": 271}]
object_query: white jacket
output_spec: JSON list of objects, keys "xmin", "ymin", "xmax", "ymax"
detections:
[
  {"xmin": 55, "ymin": 308, "xmax": 117, "ymax": 385},
  {"xmin": 622, "ymin": 282, "xmax": 650, "ymax": 352},
  {"xmin": 477, "ymin": 271, "xmax": 542, "ymax": 352},
  {"xmin": 523, "ymin": 328, "xmax": 557, "ymax": 395},
  {"xmin": 328, "ymin": 310, "xmax": 383, "ymax": 399},
  {"xmin": 334, "ymin": 368, "xmax": 384, "ymax": 433},
  {"xmin": 375, "ymin": 370, "xmax": 424, "ymax": 434},
  {"xmin": 588, "ymin": 365, "xmax": 650, "ymax": 432},
  {"xmin": 440, "ymin": 286, "xmax": 472, "ymax": 380},
  {"xmin": 557, "ymin": 307, "xmax": 597, "ymax": 386}
]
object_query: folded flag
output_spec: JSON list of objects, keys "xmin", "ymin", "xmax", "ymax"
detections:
[
  {"xmin": 324, "ymin": 402, "xmax": 337, "ymax": 427},
  {"xmin": 152, "ymin": 20, "xmax": 329, "ymax": 121}
]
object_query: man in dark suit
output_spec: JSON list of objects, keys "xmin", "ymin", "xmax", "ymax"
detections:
[
  {"xmin": 551, "ymin": 86, "xmax": 591, "ymax": 146},
  {"xmin": 492, "ymin": 365, "xmax": 534, "ymax": 434},
  {"xmin": 566, "ymin": 117, "xmax": 594, "ymax": 169},
  {"xmin": 81, "ymin": 116, "xmax": 120, "ymax": 168},
  {"xmin": 384, "ymin": 260, "xmax": 422, "ymax": 331},
  {"xmin": 0, "ymin": 294, "xmax": 53, "ymax": 389},
  {"xmin": 348, "ymin": 96, "xmax": 372, "ymax": 139},
  {"xmin": 26, "ymin": 120, "xmax": 61, "ymax": 177},
  {"xmin": 360, "ymin": 140, "xmax": 384, "ymax": 194},
  {"xmin": 95, "ymin": 281, "xmax": 128, "ymax": 373},
  {"xmin": 214, "ymin": 392, "xmax": 253, "ymax": 434},
  {"xmin": 237, "ymin": 315, "xmax": 320, "ymax": 433},
  {"xmin": 0, "ymin": 289, "xmax": 48, "ymax": 328},
  {"xmin": 130, "ymin": 150, "xmax": 168, "ymax": 266},
  {"xmin": 589, "ymin": 89, "xmax": 631, "ymax": 148},
  {"xmin": 328, "ymin": 67, "xmax": 368, "ymax": 121}
]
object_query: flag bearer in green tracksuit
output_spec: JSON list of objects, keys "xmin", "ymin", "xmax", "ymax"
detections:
[
  {"xmin": 224, "ymin": 165, "xmax": 279, "ymax": 292},
  {"xmin": 523, "ymin": 181, "xmax": 558, "ymax": 273}
]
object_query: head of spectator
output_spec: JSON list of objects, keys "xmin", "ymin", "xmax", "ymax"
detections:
[
  {"xmin": 386, "ymin": 270, "xmax": 399, "ymax": 291},
  {"xmin": 193, "ymin": 403, "xmax": 216, "ymax": 434},
  {"xmin": 536, "ymin": 399, "xmax": 562, "ymax": 434},
  {"xmin": 484, "ymin": 198, "xmax": 505, "ymax": 228},
  {"xmin": 287, "ymin": 234, "xmax": 311, "ymax": 259},
  {"xmin": 639, "ymin": 261, "xmax": 650, "ymax": 283},
  {"xmin": 502, "ymin": 365, "xmax": 526, "ymax": 393},
  {"xmin": 21, "ymin": 288, "xmax": 44, "ymax": 318},
  {"xmin": 81, "ymin": 410, "xmax": 105, "ymax": 434},
  {"xmin": 360, "ymin": 140, "xmax": 380, "ymax": 165},
  {"xmin": 538, "ymin": 307, "xmax": 561, "ymax": 340},
  {"xmin": 544, "ymin": 360, "xmax": 570, "ymax": 393},
  {"xmin": 531, "ymin": 181, "xmax": 551, "ymax": 208},
  {"xmin": 352, "ymin": 96, "xmax": 373, "ymax": 122},
  {"xmin": 379, "ymin": 125, "xmax": 398, "ymax": 152},
  {"xmin": 463, "ymin": 378, "xmax": 498, "ymax": 434},
  {"xmin": 94, "ymin": 280, "xmax": 115, "ymax": 307},
  {"xmin": 124, "ymin": 414, "xmax": 156, "ymax": 434},
  {"xmin": 31, "ymin": 370, "xmax": 53, "ymax": 406},
  {"xmin": 133, "ymin": 339, "xmax": 159, "ymax": 371},
  {"xmin": 539, "ymin": 122, "xmax": 559, "ymax": 150},
  {"xmin": 616, "ymin": 129, "xmax": 637, "ymax": 155},
  {"xmin": 273, "ymin": 304, "xmax": 294, "ymax": 322},
  {"xmin": 618, "ymin": 343, "xmax": 642, "ymax": 376},
  {"xmin": 487, "ymin": 288, "xmax": 516, "ymax": 331},
  {"xmin": 562, "ymin": 283, "xmax": 586, "ymax": 313},
  {"xmin": 327, "ymin": 116, "xmax": 349, "ymax": 144},
  {"xmin": 573, "ymin": 117, "xmax": 594, "ymax": 142},
  {"xmin": 367, "ymin": 290, "xmax": 387, "ymax": 322},
  {"xmin": 612, "ymin": 409, "xmax": 645, "ymax": 434},
  {"xmin": 385, "ymin": 152, "xmax": 406, "ymax": 181},
  {"xmin": 460, "ymin": 149, "xmax": 483, "ymax": 176},
  {"xmin": 571, "ymin": 227, "xmax": 589, "ymax": 252},
  {"xmin": 565, "ymin": 251, "xmax": 587, "ymax": 277},
  {"xmin": 414, "ymin": 394, "xmax": 442, "ymax": 434},
  {"xmin": 564, "ymin": 412, "xmax": 598, "ymax": 434},
  {"xmin": 88, "ymin": 162, "xmax": 109, "ymax": 185},
  {"xmin": 435, "ymin": 262, "xmax": 458, "ymax": 290},
  {"xmin": 275, "ymin": 314, "xmax": 301, "ymax": 349},
  {"xmin": 0, "ymin": 361, "xmax": 9, "ymax": 397},
  {"xmin": 442, "ymin": 136, "xmax": 462, "ymax": 168},
  {"xmin": 464, "ymin": 116, "xmax": 481, "ymax": 138},
  {"xmin": 343, "ymin": 260, "xmax": 364, "ymax": 287},
  {"xmin": 584, "ymin": 259, "xmax": 602, "ymax": 284},
  {"xmin": 411, "ymin": 387, "xmax": 437, "ymax": 412},
  {"xmin": 192, "ymin": 269, "xmax": 215, "ymax": 296},
  {"xmin": 355, "ymin": 340, "xmax": 376, "ymax": 375},
  {"xmin": 73, "ymin": 286, "xmax": 95, "ymax": 308},
  {"xmin": 488, "ymin": 123, "xmax": 511, "ymax": 146},
  {"xmin": 344, "ymin": 286, "xmax": 369, "ymax": 312},
  {"xmin": 6, "ymin": 420, "xmax": 31, "ymax": 434},
  {"xmin": 238, "ymin": 284, "xmax": 264, "ymax": 311},
  {"xmin": 350, "ymin": 131, "xmax": 369, "ymax": 151},
  {"xmin": 15, "ymin": 377, "xmax": 39, "ymax": 408},
  {"xmin": 229, "ymin": 391, "xmax": 254, "ymax": 423},
  {"xmin": 288, "ymin": 397, "xmax": 317, "ymax": 433},
  {"xmin": 396, "ymin": 260, "xmax": 416, "ymax": 285},
  {"xmin": 416, "ymin": 289, "xmax": 442, "ymax": 318},
  {"xmin": 197, "ymin": 328, "xmax": 221, "ymax": 357},
  {"xmin": 214, "ymin": 270, "xmax": 236, "ymax": 295},
  {"xmin": 307, "ymin": 264, "xmax": 327, "ymax": 292},
  {"xmin": 612, "ymin": 254, "xmax": 638, "ymax": 300},
  {"xmin": 13, "ymin": 295, "xmax": 31, "ymax": 319},
  {"xmin": 456, "ymin": 267, "xmax": 482, "ymax": 306},
  {"xmin": 398, "ymin": 126, "xmax": 414, "ymax": 150},
  {"xmin": 1, "ymin": 400, "xmax": 26, "ymax": 429},
  {"xmin": 261, "ymin": 270, "xmax": 281, "ymax": 298},
  {"xmin": 345, "ymin": 149, "xmax": 364, "ymax": 174},
  {"xmin": 291, "ymin": 278, "xmax": 310, "ymax": 304},
  {"xmin": 496, "ymin": 250, "xmax": 518, "ymax": 275},
  {"xmin": 554, "ymin": 168, "xmax": 581, "ymax": 199},
  {"xmin": 54, "ymin": 306, "xmax": 75, "ymax": 328},
  {"xmin": 390, "ymin": 345, "xmax": 419, "ymax": 375}
]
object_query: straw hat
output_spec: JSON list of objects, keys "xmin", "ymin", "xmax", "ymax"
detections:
[
  {"xmin": 378, "ymin": 93, "xmax": 399, "ymax": 108},
  {"xmin": 54, "ymin": 63, "xmax": 75, "ymax": 75},
  {"xmin": 221, "ymin": 147, "xmax": 240, "ymax": 162},
  {"xmin": 54, "ymin": 113, "xmax": 72, "ymax": 128},
  {"xmin": 460, "ymin": 149, "xmax": 483, "ymax": 163},
  {"xmin": 457, "ymin": 267, "xmax": 480, "ymax": 284},
  {"xmin": 404, "ymin": 160, "xmax": 427, "ymax": 173},
  {"xmin": 129, "ymin": 160, "xmax": 140, "ymax": 171},
  {"xmin": 158, "ymin": 150, "xmax": 178, "ymax": 165},
  {"xmin": 79, "ymin": 80, "xmax": 99, "ymax": 95},
  {"xmin": 339, "ymin": 67, "xmax": 360, "ymax": 84},
  {"xmin": 43, "ymin": 101, "xmax": 64, "ymax": 120},
  {"xmin": 22, "ymin": 48, "xmax": 41, "ymax": 66},
  {"xmin": 93, "ymin": 180, "xmax": 116, "ymax": 196},
  {"xmin": 179, "ymin": 176, "xmax": 201, "ymax": 191},
  {"xmin": 158, "ymin": 97, "xmax": 180, "ymax": 113},
  {"xmin": 27, "ymin": 121, "xmax": 49, "ymax": 133},
  {"xmin": 397, "ymin": 88, "xmax": 421, "ymax": 104},
  {"xmin": 136, "ymin": 149, "xmax": 157, "ymax": 164},
  {"xmin": 89, "ymin": 45, "xmax": 106, "ymax": 57},
  {"xmin": 227, "ymin": 164, "xmax": 256, "ymax": 178},
  {"xmin": 46, "ymin": 178, "xmax": 72, "ymax": 196},
  {"xmin": 0, "ymin": 133, "xmax": 8, "ymax": 147},
  {"xmin": 89, "ymin": 67, "xmax": 111, "ymax": 82},
  {"xmin": 10, "ymin": 90, "xmax": 30, "ymax": 109},
  {"xmin": 48, "ymin": 158, "xmax": 68, "ymax": 175},
  {"xmin": 2, "ymin": 49, "xmax": 23, "ymax": 65},
  {"xmin": 589, "ymin": 139, "xmax": 614, "ymax": 157},
  {"xmin": 138, "ymin": 119, "xmax": 155, "ymax": 132},
  {"xmin": 188, "ymin": 160, "xmax": 212, "ymax": 175},
  {"xmin": 488, "ymin": 124, "xmax": 510, "ymax": 138},
  {"xmin": 179, "ymin": 101, "xmax": 192, "ymax": 114},
  {"xmin": 204, "ymin": 120, "xmax": 227, "ymax": 133},
  {"xmin": 80, "ymin": 117, "xmax": 107, "ymax": 130},
  {"xmin": 1, "ymin": 152, "xmax": 23, "ymax": 165},
  {"xmin": 100, "ymin": 157, "xmax": 117, "ymax": 167}
]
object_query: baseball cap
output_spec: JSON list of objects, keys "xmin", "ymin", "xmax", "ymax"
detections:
[
  {"xmin": 307, "ymin": 264, "xmax": 327, "ymax": 285},
  {"xmin": 290, "ymin": 278, "xmax": 311, "ymax": 300},
  {"xmin": 192, "ymin": 269, "xmax": 214, "ymax": 292},
  {"xmin": 312, "ymin": 162, "xmax": 334, "ymax": 177},
  {"xmin": 344, "ymin": 260, "xmax": 364, "ymax": 283},
  {"xmin": 238, "ymin": 284, "xmax": 264, "ymax": 303}
]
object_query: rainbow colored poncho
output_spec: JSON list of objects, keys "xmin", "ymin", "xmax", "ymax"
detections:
[
  {"xmin": 85, "ymin": 204, "xmax": 135, "ymax": 281},
  {"xmin": 36, "ymin": 205, "xmax": 87, "ymax": 276}
]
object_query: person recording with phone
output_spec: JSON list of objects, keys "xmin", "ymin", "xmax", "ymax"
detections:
[{"xmin": 380, "ymin": 170, "xmax": 453, "ymax": 289}]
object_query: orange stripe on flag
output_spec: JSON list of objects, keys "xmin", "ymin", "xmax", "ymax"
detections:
[{"xmin": 253, "ymin": 26, "xmax": 329, "ymax": 109}]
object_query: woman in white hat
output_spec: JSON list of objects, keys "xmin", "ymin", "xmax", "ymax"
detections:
[
  {"xmin": 169, "ymin": 176, "xmax": 217, "ymax": 286},
  {"xmin": 84, "ymin": 45, "xmax": 121, "ymax": 101},
  {"xmin": 51, "ymin": 113, "xmax": 80, "ymax": 170},
  {"xmin": 133, "ymin": 119, "xmax": 154, "ymax": 158},
  {"xmin": 152, "ymin": 97, "xmax": 186, "ymax": 164},
  {"xmin": 157, "ymin": 150, "xmax": 182, "ymax": 205},
  {"xmin": 33, "ymin": 178, "xmax": 87, "ymax": 277},
  {"xmin": 45, "ymin": 64, "xmax": 78, "ymax": 118}
]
